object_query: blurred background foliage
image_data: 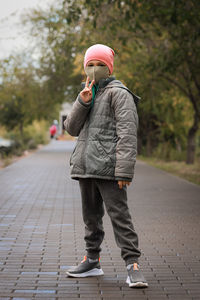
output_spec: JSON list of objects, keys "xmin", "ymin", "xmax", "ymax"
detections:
[{"xmin": 0, "ymin": 0, "xmax": 200, "ymax": 168}]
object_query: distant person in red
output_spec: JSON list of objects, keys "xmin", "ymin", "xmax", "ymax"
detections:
[{"xmin": 49, "ymin": 124, "xmax": 57, "ymax": 139}]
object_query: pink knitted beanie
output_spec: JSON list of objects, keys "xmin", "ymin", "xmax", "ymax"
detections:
[{"xmin": 84, "ymin": 44, "xmax": 115, "ymax": 74}]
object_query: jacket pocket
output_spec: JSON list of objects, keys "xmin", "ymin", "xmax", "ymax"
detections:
[
  {"xmin": 70, "ymin": 140, "xmax": 85, "ymax": 171},
  {"xmin": 86, "ymin": 140, "xmax": 116, "ymax": 176},
  {"xmin": 70, "ymin": 145, "xmax": 76, "ymax": 166},
  {"xmin": 98, "ymin": 140, "xmax": 116, "ymax": 162}
]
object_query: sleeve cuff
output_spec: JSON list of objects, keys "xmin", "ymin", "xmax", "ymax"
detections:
[
  {"xmin": 78, "ymin": 95, "xmax": 92, "ymax": 107},
  {"xmin": 115, "ymin": 177, "xmax": 132, "ymax": 182}
]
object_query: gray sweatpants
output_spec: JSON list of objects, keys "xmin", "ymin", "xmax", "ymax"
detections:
[{"xmin": 79, "ymin": 178, "xmax": 141, "ymax": 266}]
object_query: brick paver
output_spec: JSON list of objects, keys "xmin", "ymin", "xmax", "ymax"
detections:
[{"xmin": 0, "ymin": 140, "xmax": 200, "ymax": 299}]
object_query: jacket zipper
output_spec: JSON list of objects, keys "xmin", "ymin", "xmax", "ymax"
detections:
[{"xmin": 82, "ymin": 88, "xmax": 102, "ymax": 174}]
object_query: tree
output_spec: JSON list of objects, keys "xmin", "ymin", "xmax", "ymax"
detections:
[
  {"xmin": 136, "ymin": 0, "xmax": 200, "ymax": 164},
  {"xmin": 0, "ymin": 56, "xmax": 41, "ymax": 136},
  {"xmin": 23, "ymin": 3, "xmax": 83, "ymax": 105}
]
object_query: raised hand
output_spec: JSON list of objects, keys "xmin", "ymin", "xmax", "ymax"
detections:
[{"xmin": 80, "ymin": 77, "xmax": 95, "ymax": 103}]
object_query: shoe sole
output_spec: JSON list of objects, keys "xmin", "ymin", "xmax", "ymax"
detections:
[
  {"xmin": 126, "ymin": 276, "xmax": 148, "ymax": 288},
  {"xmin": 66, "ymin": 268, "xmax": 104, "ymax": 278}
]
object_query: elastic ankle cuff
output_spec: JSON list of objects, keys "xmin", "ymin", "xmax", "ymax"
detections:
[
  {"xmin": 87, "ymin": 254, "xmax": 100, "ymax": 260},
  {"xmin": 125, "ymin": 259, "xmax": 139, "ymax": 266}
]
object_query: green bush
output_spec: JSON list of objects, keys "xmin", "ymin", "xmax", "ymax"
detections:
[
  {"xmin": 2, "ymin": 120, "xmax": 49, "ymax": 156},
  {"xmin": 152, "ymin": 142, "xmax": 187, "ymax": 162},
  {"xmin": 27, "ymin": 139, "xmax": 38, "ymax": 150}
]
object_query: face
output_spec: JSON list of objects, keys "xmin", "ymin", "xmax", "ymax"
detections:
[
  {"xmin": 87, "ymin": 60, "xmax": 107, "ymax": 67},
  {"xmin": 85, "ymin": 60, "xmax": 110, "ymax": 83}
]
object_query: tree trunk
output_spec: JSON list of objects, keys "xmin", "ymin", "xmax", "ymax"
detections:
[
  {"xmin": 186, "ymin": 112, "xmax": 199, "ymax": 164},
  {"xmin": 146, "ymin": 134, "xmax": 153, "ymax": 157},
  {"xmin": 19, "ymin": 122, "xmax": 24, "ymax": 138},
  {"xmin": 137, "ymin": 136, "xmax": 142, "ymax": 155}
]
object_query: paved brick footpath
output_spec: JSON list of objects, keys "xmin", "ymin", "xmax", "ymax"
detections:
[{"xmin": 0, "ymin": 140, "xmax": 200, "ymax": 300}]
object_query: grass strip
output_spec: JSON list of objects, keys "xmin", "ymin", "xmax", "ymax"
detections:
[{"xmin": 138, "ymin": 155, "xmax": 200, "ymax": 186}]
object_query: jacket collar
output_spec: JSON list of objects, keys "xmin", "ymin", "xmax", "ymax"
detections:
[
  {"xmin": 98, "ymin": 76, "xmax": 116, "ymax": 89},
  {"xmin": 81, "ymin": 77, "xmax": 116, "ymax": 90},
  {"xmin": 104, "ymin": 79, "xmax": 141, "ymax": 106}
]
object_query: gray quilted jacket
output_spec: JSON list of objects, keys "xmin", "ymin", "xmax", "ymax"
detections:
[{"xmin": 64, "ymin": 78, "xmax": 139, "ymax": 181}]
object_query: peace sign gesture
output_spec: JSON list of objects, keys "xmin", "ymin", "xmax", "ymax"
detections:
[{"xmin": 80, "ymin": 77, "xmax": 95, "ymax": 103}]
